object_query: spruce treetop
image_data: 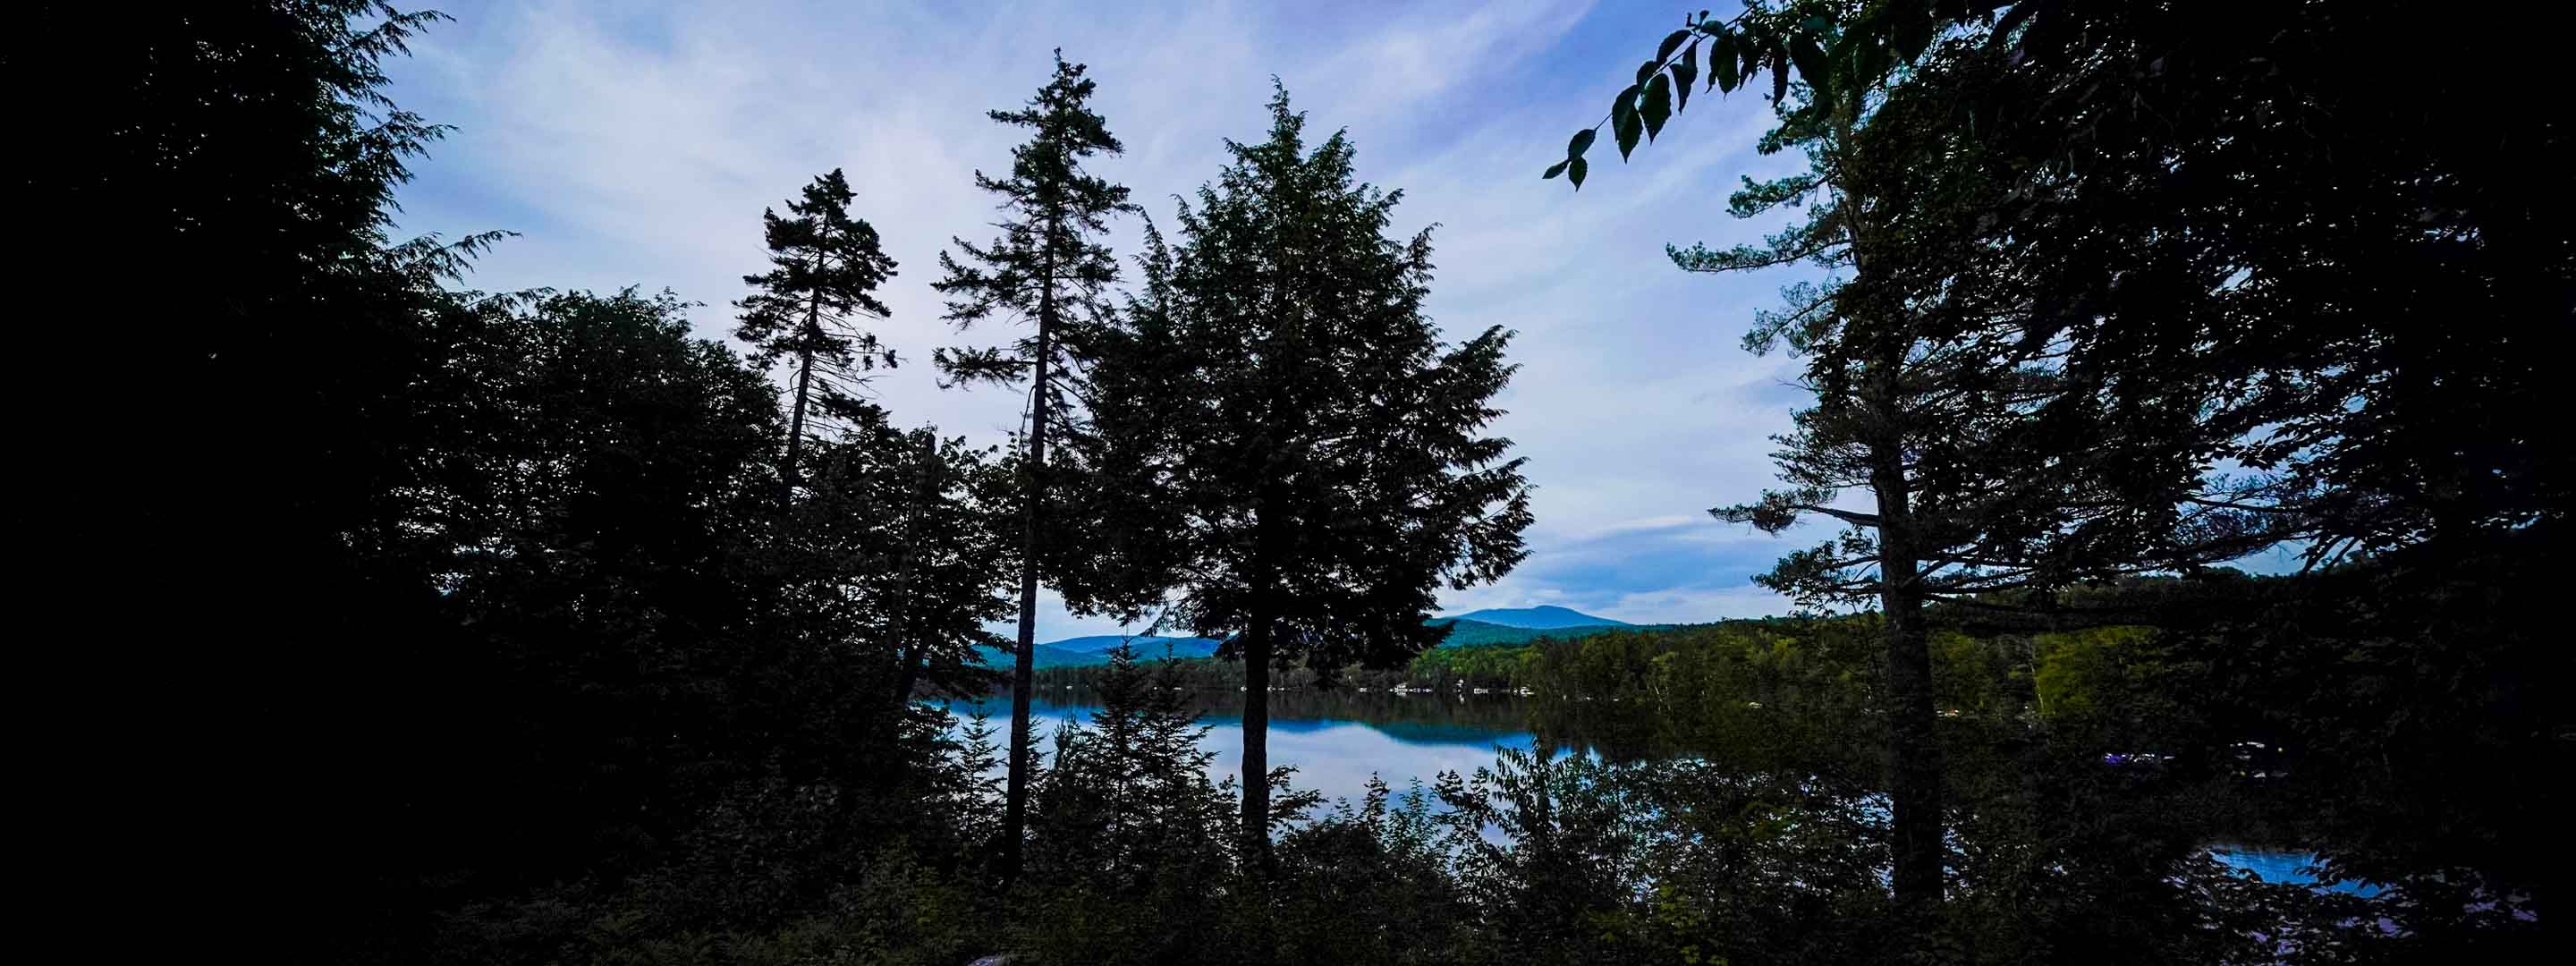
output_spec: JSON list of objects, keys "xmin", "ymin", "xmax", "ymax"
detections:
[
  {"xmin": 934, "ymin": 51, "xmax": 1134, "ymax": 390},
  {"xmin": 734, "ymin": 168, "xmax": 901, "ymax": 390}
]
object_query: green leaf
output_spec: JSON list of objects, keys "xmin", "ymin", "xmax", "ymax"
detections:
[
  {"xmin": 1568, "ymin": 157, "xmax": 1588, "ymax": 190},
  {"xmin": 1641, "ymin": 72, "xmax": 1673, "ymax": 142},
  {"xmin": 1657, "ymin": 29, "xmax": 1690, "ymax": 64},
  {"xmin": 1771, "ymin": 48, "xmax": 1789, "ymax": 104},
  {"xmin": 1672, "ymin": 41, "xmax": 1698, "ymax": 111},
  {"xmin": 1544, "ymin": 159, "xmax": 1570, "ymax": 180},
  {"xmin": 1636, "ymin": 58, "xmax": 1659, "ymax": 85},
  {"xmin": 1713, "ymin": 32, "xmax": 1740, "ymax": 92},
  {"xmin": 1611, "ymin": 85, "xmax": 1643, "ymax": 159},
  {"xmin": 1568, "ymin": 127, "xmax": 1596, "ymax": 159}
]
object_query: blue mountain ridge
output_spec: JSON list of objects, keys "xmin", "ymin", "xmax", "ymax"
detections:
[
  {"xmin": 976, "ymin": 611, "xmax": 1640, "ymax": 669},
  {"xmin": 972, "ymin": 635, "xmax": 1221, "ymax": 670},
  {"xmin": 1438, "ymin": 605, "xmax": 1630, "ymax": 629}
]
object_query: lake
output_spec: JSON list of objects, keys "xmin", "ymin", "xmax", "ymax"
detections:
[
  {"xmin": 944, "ymin": 688, "xmax": 1541, "ymax": 807},
  {"xmin": 944, "ymin": 687, "xmax": 2360, "ymax": 893}
]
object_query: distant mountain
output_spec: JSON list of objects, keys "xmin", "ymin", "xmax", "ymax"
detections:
[
  {"xmin": 1441, "ymin": 605, "xmax": 1631, "ymax": 630},
  {"xmin": 972, "ymin": 644, "xmax": 1104, "ymax": 670},
  {"xmin": 1428, "ymin": 617, "xmax": 1633, "ymax": 649},
  {"xmin": 972, "ymin": 634, "xmax": 1222, "ymax": 670}
]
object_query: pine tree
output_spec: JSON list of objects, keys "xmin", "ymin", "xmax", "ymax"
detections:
[
  {"xmin": 1690, "ymin": 41, "xmax": 2282, "ymax": 919},
  {"xmin": 1025, "ymin": 646, "xmax": 1237, "ymax": 894},
  {"xmin": 1514, "ymin": 0, "xmax": 2287, "ymax": 927},
  {"xmin": 1097, "ymin": 87, "xmax": 1532, "ymax": 864},
  {"xmin": 931, "ymin": 51, "xmax": 1133, "ymax": 879},
  {"xmin": 735, "ymin": 168, "xmax": 900, "ymax": 503}
]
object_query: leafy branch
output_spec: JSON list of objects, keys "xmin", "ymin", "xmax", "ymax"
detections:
[{"xmin": 1546, "ymin": 1, "xmax": 2020, "ymax": 190}]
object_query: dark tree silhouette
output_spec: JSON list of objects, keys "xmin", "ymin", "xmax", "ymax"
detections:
[
  {"xmin": 1097, "ymin": 87, "xmax": 1531, "ymax": 862},
  {"xmin": 32, "ymin": 2, "xmax": 513, "ymax": 946},
  {"xmin": 735, "ymin": 168, "xmax": 901, "ymax": 504},
  {"xmin": 1694, "ymin": 81, "xmax": 2284, "ymax": 919},
  {"xmin": 1542, "ymin": 0, "xmax": 2559, "ymax": 927},
  {"xmin": 792, "ymin": 408, "xmax": 1018, "ymax": 719},
  {"xmin": 932, "ymin": 51, "xmax": 1133, "ymax": 878}
]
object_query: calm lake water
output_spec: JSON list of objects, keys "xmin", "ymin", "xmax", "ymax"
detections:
[
  {"xmin": 943, "ymin": 688, "xmax": 1540, "ymax": 806},
  {"xmin": 943, "ymin": 687, "xmax": 2360, "ymax": 892}
]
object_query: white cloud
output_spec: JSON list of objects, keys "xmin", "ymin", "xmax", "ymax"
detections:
[
  {"xmin": 1606, "ymin": 582, "xmax": 1794, "ymax": 623},
  {"xmin": 1586, "ymin": 514, "xmax": 1703, "ymax": 538}
]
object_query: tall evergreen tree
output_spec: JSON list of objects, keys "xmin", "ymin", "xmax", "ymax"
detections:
[
  {"xmin": 1545, "ymin": 3, "xmax": 2301, "ymax": 924},
  {"xmin": 931, "ymin": 51, "xmax": 1133, "ymax": 878},
  {"xmin": 1687, "ymin": 43, "xmax": 2291, "ymax": 928},
  {"xmin": 1693, "ymin": 97, "xmax": 1972, "ymax": 918},
  {"xmin": 1098, "ymin": 88, "xmax": 1532, "ymax": 861},
  {"xmin": 735, "ymin": 168, "xmax": 901, "ymax": 503}
]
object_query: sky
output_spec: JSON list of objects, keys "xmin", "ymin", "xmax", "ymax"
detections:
[{"xmin": 379, "ymin": 1, "xmax": 2298, "ymax": 640}]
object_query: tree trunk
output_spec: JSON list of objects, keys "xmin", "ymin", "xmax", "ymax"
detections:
[
  {"xmin": 891, "ymin": 642, "xmax": 922, "ymax": 716},
  {"xmin": 782, "ymin": 343, "xmax": 815, "ymax": 504},
  {"xmin": 1239, "ymin": 466, "xmax": 1288, "ymax": 871},
  {"xmin": 1873, "ymin": 428, "xmax": 1944, "ymax": 916},
  {"xmin": 1835, "ymin": 113, "xmax": 1944, "ymax": 918},
  {"xmin": 890, "ymin": 433, "xmax": 939, "ymax": 713},
  {"xmin": 1240, "ymin": 595, "xmax": 1274, "ymax": 866},
  {"xmin": 1000, "ymin": 259, "xmax": 1058, "ymax": 883},
  {"xmin": 779, "ymin": 226, "xmax": 832, "ymax": 507}
]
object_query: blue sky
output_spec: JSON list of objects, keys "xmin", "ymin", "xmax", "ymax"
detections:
[{"xmin": 380, "ymin": 1, "xmax": 2295, "ymax": 640}]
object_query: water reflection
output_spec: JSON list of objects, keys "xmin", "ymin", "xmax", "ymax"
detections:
[
  {"xmin": 941, "ymin": 688, "xmax": 1535, "ymax": 805},
  {"xmin": 2207, "ymin": 845, "xmax": 2385, "ymax": 897}
]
